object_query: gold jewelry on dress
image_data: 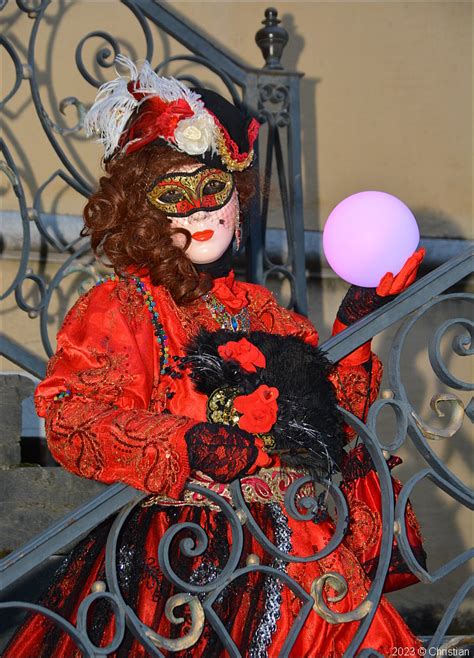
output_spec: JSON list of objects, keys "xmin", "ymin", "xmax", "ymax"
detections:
[
  {"xmin": 203, "ymin": 293, "xmax": 251, "ymax": 332},
  {"xmin": 259, "ymin": 434, "xmax": 276, "ymax": 451}
]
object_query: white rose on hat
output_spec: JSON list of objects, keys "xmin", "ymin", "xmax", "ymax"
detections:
[{"xmin": 174, "ymin": 113, "xmax": 216, "ymax": 155}]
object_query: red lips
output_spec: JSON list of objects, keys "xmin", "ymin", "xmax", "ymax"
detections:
[{"xmin": 192, "ymin": 230, "xmax": 214, "ymax": 241}]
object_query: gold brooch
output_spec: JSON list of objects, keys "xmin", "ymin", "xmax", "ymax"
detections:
[
  {"xmin": 206, "ymin": 386, "xmax": 241, "ymax": 426},
  {"xmin": 206, "ymin": 387, "xmax": 276, "ymax": 453}
]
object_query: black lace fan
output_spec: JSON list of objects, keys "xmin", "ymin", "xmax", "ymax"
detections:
[{"xmin": 185, "ymin": 329, "xmax": 345, "ymax": 477}]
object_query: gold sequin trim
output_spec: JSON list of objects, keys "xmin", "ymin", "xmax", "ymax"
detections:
[{"xmin": 215, "ymin": 125, "xmax": 255, "ymax": 172}]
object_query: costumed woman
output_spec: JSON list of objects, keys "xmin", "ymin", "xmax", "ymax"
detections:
[{"xmin": 5, "ymin": 57, "xmax": 426, "ymax": 658}]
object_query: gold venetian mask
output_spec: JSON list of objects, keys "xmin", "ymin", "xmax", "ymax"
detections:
[{"xmin": 147, "ymin": 166, "xmax": 235, "ymax": 218}]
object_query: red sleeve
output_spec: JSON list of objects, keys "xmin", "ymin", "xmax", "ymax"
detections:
[
  {"xmin": 328, "ymin": 356, "xmax": 383, "ymax": 442},
  {"xmin": 328, "ymin": 317, "xmax": 383, "ymax": 441},
  {"xmin": 329, "ymin": 322, "xmax": 426, "ymax": 590},
  {"xmin": 34, "ymin": 279, "xmax": 194, "ymax": 498}
]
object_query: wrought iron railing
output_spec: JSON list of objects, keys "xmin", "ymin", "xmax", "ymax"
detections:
[{"xmin": 1, "ymin": 1, "xmax": 473, "ymax": 655}]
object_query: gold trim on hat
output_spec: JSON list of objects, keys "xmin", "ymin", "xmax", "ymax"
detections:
[{"xmin": 215, "ymin": 125, "xmax": 255, "ymax": 172}]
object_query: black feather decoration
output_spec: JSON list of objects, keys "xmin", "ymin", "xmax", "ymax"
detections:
[{"xmin": 185, "ymin": 329, "xmax": 345, "ymax": 478}]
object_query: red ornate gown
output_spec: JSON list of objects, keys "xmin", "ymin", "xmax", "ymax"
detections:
[{"xmin": 5, "ymin": 271, "xmax": 422, "ymax": 658}]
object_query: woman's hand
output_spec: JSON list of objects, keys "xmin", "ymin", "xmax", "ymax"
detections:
[
  {"xmin": 336, "ymin": 248, "xmax": 425, "ymax": 326},
  {"xmin": 185, "ymin": 422, "xmax": 272, "ymax": 483},
  {"xmin": 376, "ymin": 248, "xmax": 425, "ymax": 297}
]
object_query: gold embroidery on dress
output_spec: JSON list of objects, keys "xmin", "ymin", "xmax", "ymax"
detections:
[
  {"xmin": 110, "ymin": 278, "xmax": 146, "ymax": 325},
  {"xmin": 343, "ymin": 495, "xmax": 380, "ymax": 555},
  {"xmin": 142, "ymin": 466, "xmax": 316, "ymax": 509},
  {"xmin": 48, "ymin": 400, "xmax": 188, "ymax": 495}
]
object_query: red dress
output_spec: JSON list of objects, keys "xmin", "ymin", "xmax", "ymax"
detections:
[{"xmin": 5, "ymin": 271, "xmax": 421, "ymax": 658}]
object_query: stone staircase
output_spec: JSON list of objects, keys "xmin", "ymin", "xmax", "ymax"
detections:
[{"xmin": 0, "ymin": 373, "xmax": 106, "ymax": 650}]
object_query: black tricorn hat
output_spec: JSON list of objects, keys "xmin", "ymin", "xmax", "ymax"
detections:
[{"xmin": 190, "ymin": 87, "xmax": 260, "ymax": 171}]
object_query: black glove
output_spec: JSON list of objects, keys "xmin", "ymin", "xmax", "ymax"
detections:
[
  {"xmin": 337, "ymin": 249, "xmax": 425, "ymax": 326},
  {"xmin": 185, "ymin": 422, "xmax": 258, "ymax": 483},
  {"xmin": 337, "ymin": 286, "xmax": 391, "ymax": 326}
]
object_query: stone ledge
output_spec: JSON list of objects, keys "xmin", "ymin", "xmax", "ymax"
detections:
[
  {"xmin": 0, "ymin": 375, "xmax": 36, "ymax": 466},
  {"xmin": 0, "ymin": 466, "xmax": 106, "ymax": 552}
]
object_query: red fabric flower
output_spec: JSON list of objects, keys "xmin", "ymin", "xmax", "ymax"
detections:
[
  {"xmin": 211, "ymin": 272, "xmax": 249, "ymax": 313},
  {"xmin": 121, "ymin": 97, "xmax": 194, "ymax": 154},
  {"xmin": 218, "ymin": 338, "xmax": 266, "ymax": 373},
  {"xmin": 234, "ymin": 385, "xmax": 279, "ymax": 433}
]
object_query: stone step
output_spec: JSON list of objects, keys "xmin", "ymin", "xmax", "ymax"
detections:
[
  {"xmin": 0, "ymin": 374, "xmax": 36, "ymax": 466},
  {"xmin": 0, "ymin": 466, "xmax": 105, "ymax": 554}
]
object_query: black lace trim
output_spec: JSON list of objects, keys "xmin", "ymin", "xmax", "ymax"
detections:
[
  {"xmin": 185, "ymin": 422, "xmax": 258, "ymax": 482},
  {"xmin": 337, "ymin": 285, "xmax": 394, "ymax": 325},
  {"xmin": 341, "ymin": 445, "xmax": 403, "ymax": 482}
]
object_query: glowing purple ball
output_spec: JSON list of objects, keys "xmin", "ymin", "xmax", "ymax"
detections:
[{"xmin": 323, "ymin": 191, "xmax": 420, "ymax": 287}]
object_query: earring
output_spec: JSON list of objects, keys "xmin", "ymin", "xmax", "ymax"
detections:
[{"xmin": 234, "ymin": 209, "xmax": 242, "ymax": 250}]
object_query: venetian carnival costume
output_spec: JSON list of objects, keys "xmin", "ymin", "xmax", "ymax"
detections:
[{"xmin": 5, "ymin": 58, "xmax": 426, "ymax": 658}]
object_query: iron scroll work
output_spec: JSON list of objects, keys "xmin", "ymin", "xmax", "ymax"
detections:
[{"xmin": 1, "ymin": 1, "xmax": 473, "ymax": 655}]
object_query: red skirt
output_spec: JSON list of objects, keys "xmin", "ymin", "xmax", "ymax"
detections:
[{"xmin": 4, "ymin": 494, "xmax": 420, "ymax": 658}]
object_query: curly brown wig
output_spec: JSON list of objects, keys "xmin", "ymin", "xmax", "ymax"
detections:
[{"xmin": 82, "ymin": 142, "xmax": 256, "ymax": 304}]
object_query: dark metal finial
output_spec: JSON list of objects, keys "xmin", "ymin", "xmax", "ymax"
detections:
[{"xmin": 255, "ymin": 7, "xmax": 288, "ymax": 70}]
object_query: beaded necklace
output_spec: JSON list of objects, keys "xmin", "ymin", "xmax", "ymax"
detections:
[
  {"xmin": 95, "ymin": 274, "xmax": 170, "ymax": 374},
  {"xmin": 203, "ymin": 292, "xmax": 251, "ymax": 333}
]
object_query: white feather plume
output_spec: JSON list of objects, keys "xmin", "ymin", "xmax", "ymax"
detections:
[
  {"xmin": 84, "ymin": 55, "xmax": 216, "ymax": 158},
  {"xmin": 133, "ymin": 59, "xmax": 204, "ymax": 112},
  {"xmin": 115, "ymin": 54, "xmax": 138, "ymax": 80},
  {"xmin": 83, "ymin": 56, "xmax": 139, "ymax": 158}
]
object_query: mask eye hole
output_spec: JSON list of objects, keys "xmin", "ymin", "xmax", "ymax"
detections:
[
  {"xmin": 202, "ymin": 179, "xmax": 226, "ymax": 195},
  {"xmin": 158, "ymin": 188, "xmax": 185, "ymax": 204}
]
